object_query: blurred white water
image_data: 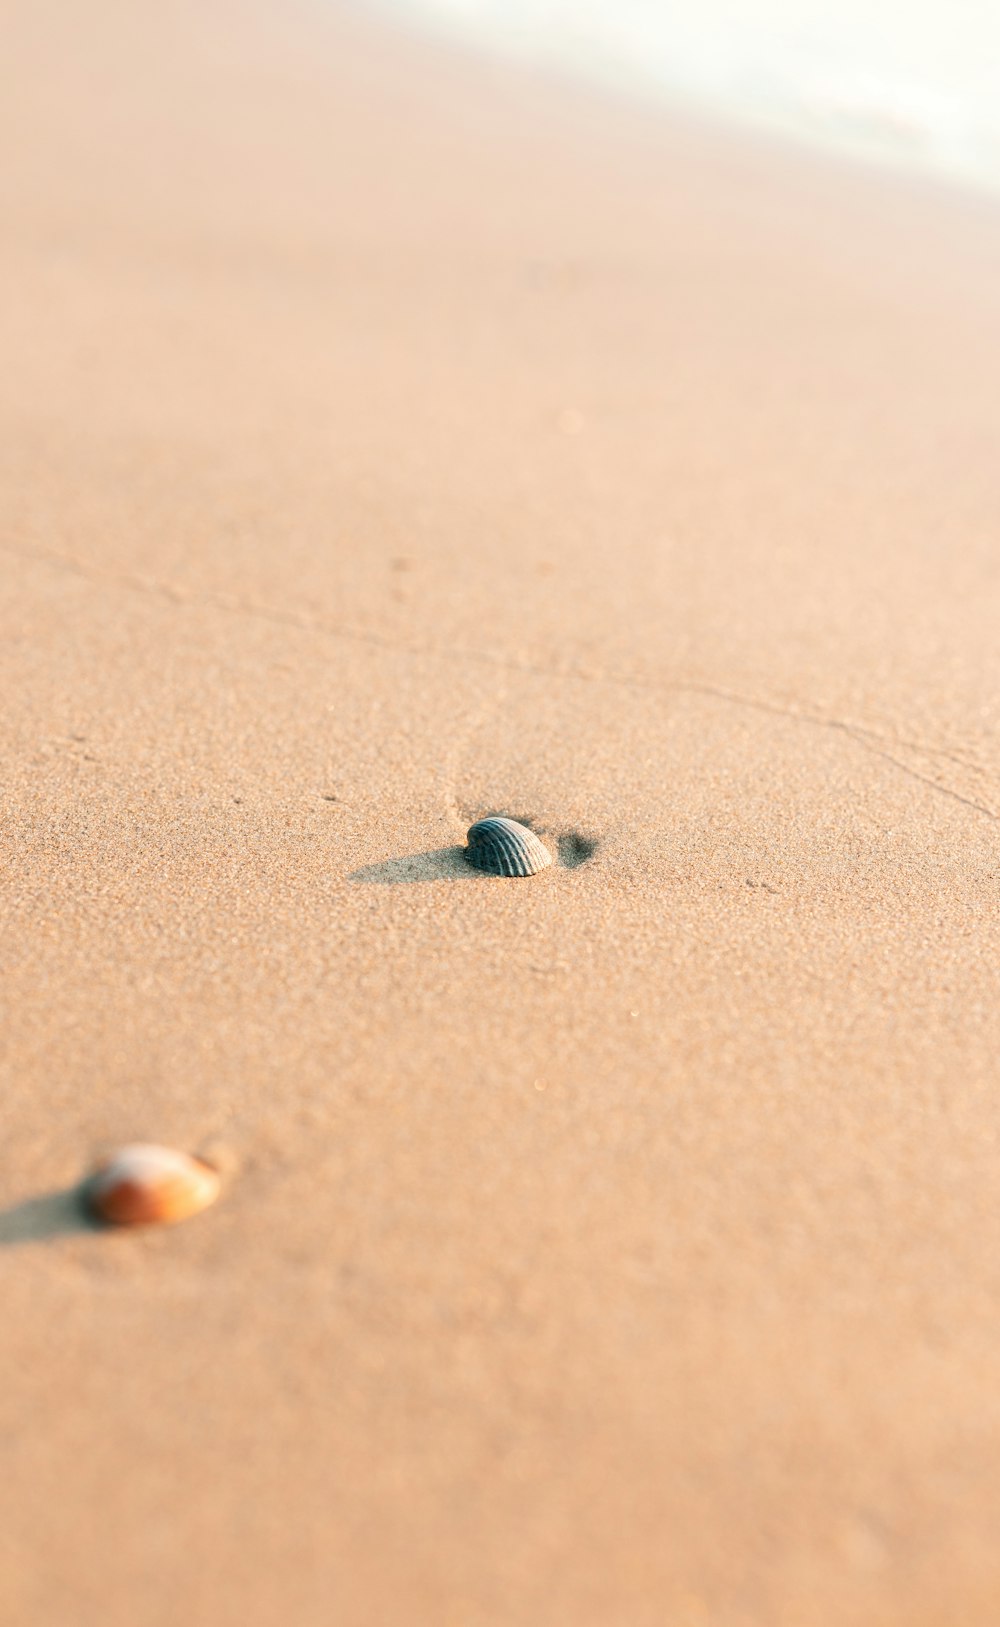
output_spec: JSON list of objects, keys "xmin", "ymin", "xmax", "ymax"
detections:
[{"xmin": 370, "ymin": 0, "xmax": 1000, "ymax": 192}]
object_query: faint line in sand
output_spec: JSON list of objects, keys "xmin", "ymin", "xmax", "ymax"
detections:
[{"xmin": 6, "ymin": 539, "xmax": 997, "ymax": 823}]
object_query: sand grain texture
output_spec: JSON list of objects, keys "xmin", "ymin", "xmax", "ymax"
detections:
[{"xmin": 1, "ymin": 2, "xmax": 1000, "ymax": 1624}]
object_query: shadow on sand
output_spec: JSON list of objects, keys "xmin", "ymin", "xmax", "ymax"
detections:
[
  {"xmin": 349, "ymin": 845, "xmax": 474, "ymax": 885},
  {"xmin": 0, "ymin": 1187, "xmax": 97, "ymax": 1247}
]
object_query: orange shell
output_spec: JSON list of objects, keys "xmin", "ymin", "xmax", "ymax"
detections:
[{"xmin": 87, "ymin": 1144, "xmax": 220, "ymax": 1226}]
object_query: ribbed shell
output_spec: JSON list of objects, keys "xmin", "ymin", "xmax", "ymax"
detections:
[
  {"xmin": 464, "ymin": 817, "xmax": 552, "ymax": 877},
  {"xmin": 86, "ymin": 1144, "xmax": 221, "ymax": 1227}
]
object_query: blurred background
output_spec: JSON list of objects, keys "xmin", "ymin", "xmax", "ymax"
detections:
[{"xmin": 375, "ymin": 0, "xmax": 1000, "ymax": 190}]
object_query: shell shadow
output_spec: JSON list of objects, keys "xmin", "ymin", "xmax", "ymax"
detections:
[
  {"xmin": 557, "ymin": 832, "xmax": 598, "ymax": 868},
  {"xmin": 0, "ymin": 1186, "xmax": 96, "ymax": 1247},
  {"xmin": 349, "ymin": 845, "xmax": 473, "ymax": 886}
]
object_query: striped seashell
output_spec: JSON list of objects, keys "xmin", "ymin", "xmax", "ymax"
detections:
[
  {"xmin": 464, "ymin": 816, "xmax": 552, "ymax": 877},
  {"xmin": 86, "ymin": 1143, "xmax": 221, "ymax": 1227}
]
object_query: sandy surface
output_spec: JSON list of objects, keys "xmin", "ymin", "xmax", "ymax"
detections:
[{"xmin": 2, "ymin": 3, "xmax": 1000, "ymax": 1623}]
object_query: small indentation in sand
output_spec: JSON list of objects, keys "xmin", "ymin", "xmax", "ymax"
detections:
[
  {"xmin": 557, "ymin": 831, "xmax": 597, "ymax": 868},
  {"xmin": 197, "ymin": 1139, "xmax": 240, "ymax": 1178}
]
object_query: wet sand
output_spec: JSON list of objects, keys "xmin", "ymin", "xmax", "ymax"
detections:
[{"xmin": 2, "ymin": 3, "xmax": 1000, "ymax": 1623}]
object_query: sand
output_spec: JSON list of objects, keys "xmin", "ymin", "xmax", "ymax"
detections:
[{"xmin": 2, "ymin": 2, "xmax": 1000, "ymax": 1623}]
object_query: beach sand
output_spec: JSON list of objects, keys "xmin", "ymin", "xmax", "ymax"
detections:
[{"xmin": 2, "ymin": 2, "xmax": 1000, "ymax": 1622}]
